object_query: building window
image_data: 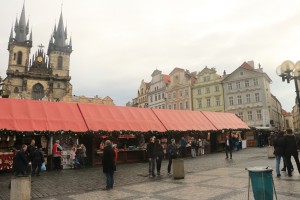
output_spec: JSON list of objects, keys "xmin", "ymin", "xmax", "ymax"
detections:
[
  {"xmin": 179, "ymin": 90, "xmax": 183, "ymax": 97},
  {"xmin": 247, "ymin": 111, "xmax": 253, "ymax": 120},
  {"xmin": 150, "ymin": 96, "xmax": 153, "ymax": 102},
  {"xmin": 17, "ymin": 51, "xmax": 22, "ymax": 65},
  {"xmin": 197, "ymin": 89, "xmax": 201, "ymax": 95},
  {"xmin": 240, "ymin": 72, "xmax": 243, "ymax": 76},
  {"xmin": 238, "ymin": 112, "xmax": 243, "ymax": 121},
  {"xmin": 255, "ymin": 93, "xmax": 260, "ymax": 102},
  {"xmin": 254, "ymin": 78, "xmax": 258, "ymax": 86},
  {"xmin": 185, "ymin": 89, "xmax": 189, "ymax": 96},
  {"xmin": 173, "ymin": 92, "xmax": 176, "ymax": 99},
  {"xmin": 229, "ymin": 97, "xmax": 234, "ymax": 106},
  {"xmin": 158, "ymin": 94, "xmax": 161, "ymax": 100},
  {"xmin": 245, "ymin": 80, "xmax": 250, "ymax": 87},
  {"xmin": 14, "ymin": 87, "xmax": 19, "ymax": 93},
  {"xmin": 168, "ymin": 93, "xmax": 171, "ymax": 99},
  {"xmin": 168, "ymin": 105, "xmax": 172, "ymax": 110},
  {"xmin": 236, "ymin": 82, "xmax": 240, "ymax": 89},
  {"xmin": 173, "ymin": 104, "xmax": 176, "ymax": 110},
  {"xmin": 215, "ymin": 85, "xmax": 219, "ymax": 92},
  {"xmin": 198, "ymin": 99, "xmax": 202, "ymax": 108},
  {"xmin": 57, "ymin": 56, "xmax": 63, "ymax": 69},
  {"xmin": 180, "ymin": 102, "xmax": 183, "ymax": 110},
  {"xmin": 162, "ymin": 93, "xmax": 165, "ymax": 99},
  {"xmin": 162, "ymin": 104, "xmax": 165, "ymax": 109},
  {"xmin": 228, "ymin": 83, "xmax": 232, "ymax": 90},
  {"xmin": 206, "ymin": 87, "xmax": 210, "ymax": 94},
  {"xmin": 257, "ymin": 110, "xmax": 262, "ymax": 120},
  {"xmin": 246, "ymin": 94, "xmax": 251, "ymax": 103},
  {"xmin": 203, "ymin": 76, "xmax": 210, "ymax": 82},
  {"xmin": 185, "ymin": 101, "xmax": 189, "ymax": 109},
  {"xmin": 237, "ymin": 95, "xmax": 242, "ymax": 104},
  {"xmin": 216, "ymin": 97, "xmax": 220, "ymax": 106},
  {"xmin": 155, "ymin": 95, "xmax": 157, "ymax": 101},
  {"xmin": 206, "ymin": 98, "xmax": 211, "ymax": 107}
]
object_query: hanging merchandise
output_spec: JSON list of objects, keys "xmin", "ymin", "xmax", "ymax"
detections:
[
  {"xmin": 7, "ymin": 136, "xmax": 9, "ymax": 142},
  {"xmin": 13, "ymin": 136, "xmax": 16, "ymax": 141}
]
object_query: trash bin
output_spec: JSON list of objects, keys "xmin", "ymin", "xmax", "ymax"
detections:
[
  {"xmin": 173, "ymin": 159, "xmax": 184, "ymax": 179},
  {"xmin": 247, "ymin": 166, "xmax": 274, "ymax": 200},
  {"xmin": 267, "ymin": 146, "xmax": 275, "ymax": 158},
  {"xmin": 10, "ymin": 175, "xmax": 31, "ymax": 200}
]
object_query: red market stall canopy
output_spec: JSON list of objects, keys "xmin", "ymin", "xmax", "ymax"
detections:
[
  {"xmin": 151, "ymin": 109, "xmax": 217, "ymax": 131},
  {"xmin": 0, "ymin": 98, "xmax": 88, "ymax": 132},
  {"xmin": 78, "ymin": 104, "xmax": 167, "ymax": 132},
  {"xmin": 202, "ymin": 111, "xmax": 249, "ymax": 130}
]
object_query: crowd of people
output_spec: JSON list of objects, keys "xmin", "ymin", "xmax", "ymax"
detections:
[{"xmin": 273, "ymin": 129, "xmax": 300, "ymax": 177}]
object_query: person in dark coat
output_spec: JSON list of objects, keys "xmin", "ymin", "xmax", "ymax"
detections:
[
  {"xmin": 147, "ymin": 136, "xmax": 155, "ymax": 177},
  {"xmin": 32, "ymin": 147, "xmax": 45, "ymax": 176},
  {"xmin": 102, "ymin": 140, "xmax": 115, "ymax": 190},
  {"xmin": 14, "ymin": 144, "xmax": 29, "ymax": 176},
  {"xmin": 154, "ymin": 139, "xmax": 164, "ymax": 176},
  {"xmin": 284, "ymin": 129, "xmax": 300, "ymax": 177},
  {"xmin": 27, "ymin": 139, "xmax": 36, "ymax": 162},
  {"xmin": 180, "ymin": 137, "xmax": 187, "ymax": 158},
  {"xmin": 167, "ymin": 138, "xmax": 178, "ymax": 175},
  {"xmin": 273, "ymin": 132, "xmax": 285, "ymax": 177},
  {"xmin": 225, "ymin": 134, "xmax": 233, "ymax": 159}
]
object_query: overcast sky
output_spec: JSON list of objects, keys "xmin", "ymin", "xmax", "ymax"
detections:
[{"xmin": 1, "ymin": 0, "xmax": 300, "ymax": 112}]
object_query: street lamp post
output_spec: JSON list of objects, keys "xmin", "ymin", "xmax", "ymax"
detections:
[{"xmin": 276, "ymin": 60, "xmax": 300, "ymax": 131}]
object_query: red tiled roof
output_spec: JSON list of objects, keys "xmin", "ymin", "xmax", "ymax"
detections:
[{"xmin": 240, "ymin": 62, "xmax": 254, "ymax": 70}]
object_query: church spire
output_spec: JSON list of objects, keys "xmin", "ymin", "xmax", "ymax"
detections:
[
  {"xmin": 53, "ymin": 11, "xmax": 66, "ymax": 47},
  {"xmin": 14, "ymin": 1, "xmax": 30, "ymax": 42}
]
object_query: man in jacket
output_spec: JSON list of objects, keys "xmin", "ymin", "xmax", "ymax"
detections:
[
  {"xmin": 225, "ymin": 134, "xmax": 233, "ymax": 159},
  {"xmin": 147, "ymin": 136, "xmax": 155, "ymax": 177},
  {"xmin": 14, "ymin": 144, "xmax": 29, "ymax": 176},
  {"xmin": 284, "ymin": 129, "xmax": 300, "ymax": 177},
  {"xmin": 102, "ymin": 140, "xmax": 115, "ymax": 190},
  {"xmin": 167, "ymin": 138, "xmax": 178, "ymax": 175},
  {"xmin": 273, "ymin": 132, "xmax": 285, "ymax": 177}
]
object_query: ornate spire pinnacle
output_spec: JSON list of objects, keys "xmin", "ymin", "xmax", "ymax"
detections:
[
  {"xmin": 53, "ymin": 10, "xmax": 66, "ymax": 47},
  {"xmin": 14, "ymin": 1, "xmax": 29, "ymax": 42}
]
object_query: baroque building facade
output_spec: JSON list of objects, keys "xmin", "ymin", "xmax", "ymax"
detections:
[
  {"xmin": 223, "ymin": 61, "xmax": 273, "ymax": 128},
  {"xmin": 137, "ymin": 79, "xmax": 149, "ymax": 108},
  {"xmin": 147, "ymin": 69, "xmax": 170, "ymax": 109},
  {"xmin": 165, "ymin": 68, "xmax": 195, "ymax": 110},
  {"xmin": 1, "ymin": 3, "xmax": 114, "ymax": 105},
  {"xmin": 192, "ymin": 67, "xmax": 224, "ymax": 112}
]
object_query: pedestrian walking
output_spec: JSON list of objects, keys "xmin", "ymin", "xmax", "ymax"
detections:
[
  {"xmin": 102, "ymin": 140, "xmax": 115, "ymax": 190},
  {"xmin": 190, "ymin": 137, "xmax": 196, "ymax": 158},
  {"xmin": 273, "ymin": 132, "xmax": 285, "ymax": 177},
  {"xmin": 52, "ymin": 140, "xmax": 63, "ymax": 170},
  {"xmin": 154, "ymin": 139, "xmax": 164, "ymax": 175},
  {"xmin": 31, "ymin": 147, "xmax": 45, "ymax": 176},
  {"xmin": 147, "ymin": 136, "xmax": 156, "ymax": 177},
  {"xmin": 167, "ymin": 138, "xmax": 178, "ymax": 175},
  {"xmin": 27, "ymin": 139, "xmax": 36, "ymax": 163},
  {"xmin": 225, "ymin": 134, "xmax": 233, "ymax": 159},
  {"xmin": 284, "ymin": 129, "xmax": 300, "ymax": 177}
]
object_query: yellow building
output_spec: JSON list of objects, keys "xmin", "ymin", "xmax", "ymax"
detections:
[
  {"xmin": 137, "ymin": 79, "xmax": 149, "ymax": 108},
  {"xmin": 192, "ymin": 67, "xmax": 224, "ymax": 112}
]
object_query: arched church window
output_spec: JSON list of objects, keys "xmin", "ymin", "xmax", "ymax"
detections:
[
  {"xmin": 32, "ymin": 83, "xmax": 44, "ymax": 100},
  {"xmin": 17, "ymin": 51, "xmax": 22, "ymax": 65},
  {"xmin": 58, "ymin": 56, "xmax": 63, "ymax": 69},
  {"xmin": 14, "ymin": 87, "xmax": 19, "ymax": 94}
]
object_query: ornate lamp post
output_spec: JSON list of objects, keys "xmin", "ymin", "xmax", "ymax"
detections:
[
  {"xmin": 276, "ymin": 60, "xmax": 300, "ymax": 104},
  {"xmin": 276, "ymin": 60, "xmax": 300, "ymax": 131}
]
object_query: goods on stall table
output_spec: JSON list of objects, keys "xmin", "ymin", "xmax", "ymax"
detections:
[
  {"xmin": 61, "ymin": 150, "xmax": 72, "ymax": 169},
  {"xmin": 0, "ymin": 152, "xmax": 14, "ymax": 171}
]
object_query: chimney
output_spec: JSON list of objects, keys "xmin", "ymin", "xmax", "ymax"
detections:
[{"xmin": 247, "ymin": 60, "xmax": 254, "ymax": 68}]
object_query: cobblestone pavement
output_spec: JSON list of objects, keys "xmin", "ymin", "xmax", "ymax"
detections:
[{"xmin": 1, "ymin": 147, "xmax": 300, "ymax": 200}]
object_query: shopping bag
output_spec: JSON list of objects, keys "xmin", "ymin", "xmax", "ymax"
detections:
[{"xmin": 41, "ymin": 162, "xmax": 46, "ymax": 171}]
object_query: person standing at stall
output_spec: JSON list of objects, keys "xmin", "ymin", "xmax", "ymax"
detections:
[
  {"xmin": 147, "ymin": 136, "xmax": 156, "ymax": 177},
  {"xmin": 81, "ymin": 144, "xmax": 87, "ymax": 168},
  {"xmin": 102, "ymin": 140, "xmax": 115, "ymax": 190},
  {"xmin": 32, "ymin": 147, "xmax": 45, "ymax": 176},
  {"xmin": 190, "ymin": 137, "xmax": 197, "ymax": 158},
  {"xmin": 180, "ymin": 137, "xmax": 187, "ymax": 158},
  {"xmin": 14, "ymin": 144, "xmax": 29, "ymax": 176},
  {"xmin": 167, "ymin": 139, "xmax": 178, "ymax": 175},
  {"xmin": 52, "ymin": 140, "xmax": 63, "ymax": 170},
  {"xmin": 225, "ymin": 134, "xmax": 233, "ymax": 159},
  {"xmin": 154, "ymin": 139, "xmax": 164, "ymax": 176}
]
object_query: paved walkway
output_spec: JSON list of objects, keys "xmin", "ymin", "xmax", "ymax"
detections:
[{"xmin": 1, "ymin": 147, "xmax": 300, "ymax": 200}]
